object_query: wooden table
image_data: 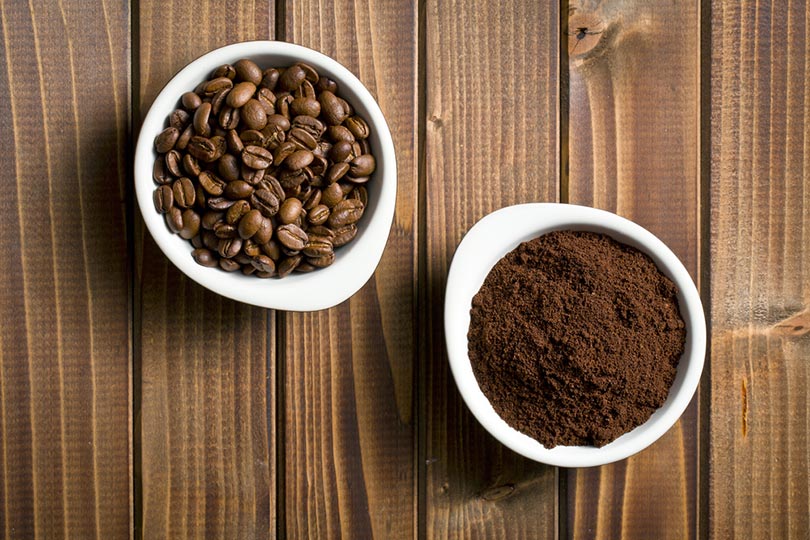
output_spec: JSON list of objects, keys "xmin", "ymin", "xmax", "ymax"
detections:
[{"xmin": 1, "ymin": 0, "xmax": 808, "ymax": 538}]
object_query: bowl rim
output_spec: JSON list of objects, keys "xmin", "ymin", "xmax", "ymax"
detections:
[
  {"xmin": 444, "ymin": 202, "xmax": 707, "ymax": 467},
  {"xmin": 134, "ymin": 40, "xmax": 397, "ymax": 311}
]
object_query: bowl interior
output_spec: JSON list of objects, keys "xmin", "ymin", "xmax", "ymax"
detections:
[
  {"xmin": 444, "ymin": 203, "xmax": 706, "ymax": 467},
  {"xmin": 134, "ymin": 41, "xmax": 396, "ymax": 311}
]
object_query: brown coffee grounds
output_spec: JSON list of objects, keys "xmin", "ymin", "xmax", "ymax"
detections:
[{"xmin": 468, "ymin": 230, "xmax": 686, "ymax": 448}]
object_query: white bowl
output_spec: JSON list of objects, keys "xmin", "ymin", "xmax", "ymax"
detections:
[
  {"xmin": 444, "ymin": 203, "xmax": 706, "ymax": 467},
  {"xmin": 134, "ymin": 41, "xmax": 397, "ymax": 311}
]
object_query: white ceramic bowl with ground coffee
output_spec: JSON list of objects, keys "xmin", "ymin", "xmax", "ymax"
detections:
[
  {"xmin": 135, "ymin": 41, "xmax": 396, "ymax": 311},
  {"xmin": 444, "ymin": 203, "xmax": 706, "ymax": 467}
]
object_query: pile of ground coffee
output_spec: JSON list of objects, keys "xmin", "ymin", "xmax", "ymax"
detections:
[{"xmin": 468, "ymin": 230, "xmax": 686, "ymax": 448}]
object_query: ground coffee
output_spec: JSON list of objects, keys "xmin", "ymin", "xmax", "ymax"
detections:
[{"xmin": 468, "ymin": 230, "xmax": 686, "ymax": 448}]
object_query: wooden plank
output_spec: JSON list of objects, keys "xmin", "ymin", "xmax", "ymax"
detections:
[
  {"xmin": 565, "ymin": 0, "xmax": 700, "ymax": 538},
  {"xmin": 282, "ymin": 1, "xmax": 417, "ymax": 537},
  {"xmin": 135, "ymin": 2, "xmax": 276, "ymax": 538},
  {"xmin": 423, "ymin": 1, "xmax": 559, "ymax": 538},
  {"xmin": 0, "ymin": 0, "xmax": 131, "ymax": 537},
  {"xmin": 709, "ymin": 0, "xmax": 810, "ymax": 537}
]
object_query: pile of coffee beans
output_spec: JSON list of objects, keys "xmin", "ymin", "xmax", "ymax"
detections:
[{"xmin": 152, "ymin": 59, "xmax": 375, "ymax": 278}]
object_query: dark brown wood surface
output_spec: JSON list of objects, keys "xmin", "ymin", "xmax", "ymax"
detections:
[
  {"xmin": 709, "ymin": 0, "xmax": 810, "ymax": 537},
  {"xmin": 135, "ymin": 2, "xmax": 276, "ymax": 538},
  {"xmin": 1, "ymin": 0, "xmax": 809, "ymax": 538},
  {"xmin": 282, "ymin": 1, "xmax": 417, "ymax": 538},
  {"xmin": 565, "ymin": 0, "xmax": 701, "ymax": 538},
  {"xmin": 423, "ymin": 1, "xmax": 560, "ymax": 538},
  {"xmin": 0, "ymin": 0, "xmax": 132, "ymax": 537}
]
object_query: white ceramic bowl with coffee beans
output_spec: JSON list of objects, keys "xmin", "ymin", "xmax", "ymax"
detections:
[
  {"xmin": 135, "ymin": 41, "xmax": 396, "ymax": 310},
  {"xmin": 444, "ymin": 203, "xmax": 706, "ymax": 467}
]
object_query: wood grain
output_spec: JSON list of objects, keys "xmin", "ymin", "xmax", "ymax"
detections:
[
  {"xmin": 565, "ymin": 0, "xmax": 700, "ymax": 538},
  {"xmin": 423, "ymin": 1, "xmax": 559, "ymax": 538},
  {"xmin": 0, "ymin": 0, "xmax": 131, "ymax": 537},
  {"xmin": 136, "ymin": 2, "xmax": 276, "ymax": 538},
  {"xmin": 709, "ymin": 0, "xmax": 810, "ymax": 537},
  {"xmin": 282, "ymin": 1, "xmax": 417, "ymax": 537}
]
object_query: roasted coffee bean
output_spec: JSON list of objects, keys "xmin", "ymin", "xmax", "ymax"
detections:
[
  {"xmin": 266, "ymin": 114, "xmax": 291, "ymax": 133},
  {"xmin": 242, "ymin": 99, "xmax": 267, "ymax": 130},
  {"xmin": 250, "ymin": 189, "xmax": 280, "ymax": 217},
  {"xmin": 262, "ymin": 124, "xmax": 286, "ymax": 149},
  {"xmin": 316, "ymin": 76, "xmax": 338, "ymax": 93},
  {"xmin": 238, "ymin": 209, "xmax": 263, "ymax": 239},
  {"xmin": 250, "ymin": 255, "xmax": 276, "ymax": 274},
  {"xmin": 340, "ymin": 182, "xmax": 355, "ymax": 196},
  {"xmin": 195, "ymin": 185, "xmax": 207, "ymax": 210},
  {"xmin": 153, "ymin": 157, "xmax": 172, "ymax": 184},
  {"xmin": 198, "ymin": 170, "xmax": 226, "ymax": 196},
  {"xmin": 224, "ymin": 180, "xmax": 254, "ymax": 200},
  {"xmin": 357, "ymin": 138, "xmax": 371, "ymax": 155},
  {"xmin": 276, "ymin": 224, "xmax": 308, "ymax": 251},
  {"xmin": 153, "ymin": 185, "xmax": 173, "ymax": 213},
  {"xmin": 192, "ymin": 102, "xmax": 212, "ymax": 136},
  {"xmin": 327, "ymin": 125, "xmax": 355, "ymax": 143},
  {"xmin": 290, "ymin": 97, "xmax": 321, "ymax": 118},
  {"xmin": 254, "ymin": 217, "xmax": 274, "ymax": 244},
  {"xmin": 242, "ymin": 264, "xmax": 257, "ymax": 275},
  {"xmin": 166, "ymin": 206, "xmax": 183, "ymax": 233},
  {"xmin": 155, "ymin": 127, "xmax": 179, "ymax": 153},
  {"xmin": 319, "ymin": 91, "xmax": 345, "ymax": 125},
  {"xmin": 225, "ymin": 129, "xmax": 244, "ymax": 153},
  {"xmin": 187, "ymin": 136, "xmax": 217, "ymax": 162},
  {"xmin": 292, "ymin": 114, "xmax": 325, "ymax": 137},
  {"xmin": 202, "ymin": 230, "xmax": 219, "ymax": 250},
  {"xmin": 213, "ymin": 64, "xmax": 236, "ymax": 80},
  {"xmin": 260, "ymin": 176, "xmax": 286, "ymax": 202},
  {"xmin": 193, "ymin": 248, "xmax": 218, "ymax": 267},
  {"xmin": 307, "ymin": 252, "xmax": 335, "ymax": 268},
  {"xmin": 176, "ymin": 124, "xmax": 194, "ymax": 150},
  {"xmin": 256, "ymin": 87, "xmax": 277, "ymax": 114},
  {"xmin": 278, "ymin": 64, "xmax": 305, "ymax": 91},
  {"xmin": 260, "ymin": 68, "xmax": 279, "ymax": 90},
  {"xmin": 293, "ymin": 262, "xmax": 316, "ymax": 273},
  {"xmin": 277, "ymin": 255, "xmax": 302, "ymax": 277},
  {"xmin": 273, "ymin": 141, "xmax": 297, "ymax": 167},
  {"xmin": 261, "ymin": 240, "xmax": 281, "ymax": 260},
  {"xmin": 242, "ymin": 145, "xmax": 273, "ymax": 169},
  {"xmin": 337, "ymin": 96, "xmax": 354, "ymax": 116},
  {"xmin": 179, "ymin": 209, "xmax": 201, "ymax": 239},
  {"xmin": 207, "ymin": 196, "xmax": 235, "ymax": 211},
  {"xmin": 225, "ymin": 81, "xmax": 255, "ymax": 108},
  {"xmin": 301, "ymin": 187, "xmax": 322, "ymax": 209},
  {"xmin": 181, "ymin": 154, "xmax": 201, "ymax": 177},
  {"xmin": 288, "ymin": 127, "xmax": 317, "ymax": 151},
  {"xmin": 307, "ymin": 204, "xmax": 330, "ymax": 225},
  {"xmin": 165, "ymin": 150, "xmax": 182, "ymax": 177},
  {"xmin": 276, "ymin": 93, "xmax": 293, "ymax": 118},
  {"xmin": 349, "ymin": 154, "xmax": 376, "ymax": 177},
  {"xmin": 202, "ymin": 210, "xmax": 225, "ymax": 230},
  {"xmin": 279, "ymin": 168, "xmax": 306, "ymax": 189},
  {"xmin": 239, "ymin": 129, "xmax": 266, "ymax": 148},
  {"xmin": 225, "ymin": 200, "xmax": 250, "ymax": 225},
  {"xmin": 326, "ymin": 162, "xmax": 350, "ymax": 184},
  {"xmin": 209, "ymin": 135, "xmax": 226, "ymax": 161},
  {"xmin": 219, "ymin": 258, "xmax": 241, "ymax": 272},
  {"xmin": 278, "ymin": 197, "xmax": 302, "ymax": 225},
  {"xmin": 332, "ymin": 223, "xmax": 358, "ymax": 247},
  {"xmin": 321, "ymin": 182, "xmax": 345, "ymax": 208},
  {"xmin": 308, "ymin": 225, "xmax": 335, "ymax": 239},
  {"xmin": 283, "ymin": 149, "xmax": 314, "ymax": 172},
  {"xmin": 218, "ymin": 106, "xmax": 240, "ymax": 130},
  {"xmin": 217, "ymin": 153, "xmax": 240, "ymax": 181},
  {"xmin": 169, "ymin": 109, "xmax": 191, "ymax": 129},
  {"xmin": 303, "ymin": 237, "xmax": 333, "ymax": 258},
  {"xmin": 326, "ymin": 199, "xmax": 366, "ymax": 229},
  {"xmin": 234, "ymin": 252, "xmax": 252, "ymax": 265},
  {"xmin": 330, "ymin": 140, "xmax": 353, "ymax": 163},
  {"xmin": 191, "ymin": 234, "xmax": 204, "ymax": 249},
  {"xmin": 214, "ymin": 221, "xmax": 238, "ymax": 239},
  {"xmin": 345, "ymin": 115, "xmax": 370, "ymax": 139},
  {"xmin": 203, "ymin": 76, "xmax": 233, "ymax": 96},
  {"xmin": 172, "ymin": 177, "xmax": 196, "ymax": 208},
  {"xmin": 241, "ymin": 165, "xmax": 266, "ymax": 186},
  {"xmin": 211, "ymin": 87, "xmax": 230, "ymax": 116},
  {"xmin": 242, "ymin": 238, "xmax": 261, "ymax": 257},
  {"xmin": 349, "ymin": 186, "xmax": 368, "ymax": 206},
  {"xmin": 182, "ymin": 91, "xmax": 202, "ymax": 110},
  {"xmin": 217, "ymin": 236, "xmax": 242, "ymax": 258},
  {"xmin": 234, "ymin": 59, "xmax": 262, "ymax": 85}
]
